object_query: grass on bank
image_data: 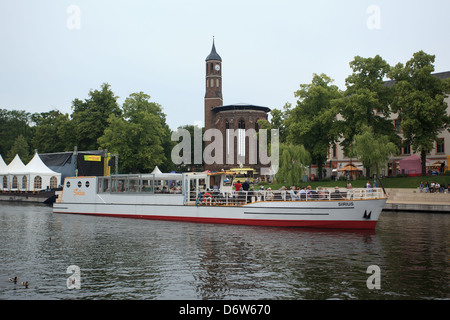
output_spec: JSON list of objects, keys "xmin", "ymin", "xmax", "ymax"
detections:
[{"xmin": 259, "ymin": 175, "xmax": 450, "ymax": 190}]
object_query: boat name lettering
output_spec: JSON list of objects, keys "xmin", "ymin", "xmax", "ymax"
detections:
[
  {"xmin": 338, "ymin": 202, "xmax": 353, "ymax": 207},
  {"xmin": 74, "ymin": 188, "xmax": 85, "ymax": 196}
]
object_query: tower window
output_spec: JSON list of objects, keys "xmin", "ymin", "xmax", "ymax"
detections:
[
  {"xmin": 238, "ymin": 119, "xmax": 245, "ymax": 129},
  {"xmin": 216, "ymin": 79, "xmax": 219, "ymax": 87}
]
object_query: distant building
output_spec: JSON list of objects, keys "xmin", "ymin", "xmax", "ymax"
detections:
[{"xmin": 327, "ymin": 71, "xmax": 450, "ymax": 179}]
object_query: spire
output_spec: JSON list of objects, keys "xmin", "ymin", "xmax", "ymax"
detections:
[{"xmin": 206, "ymin": 37, "xmax": 222, "ymax": 61}]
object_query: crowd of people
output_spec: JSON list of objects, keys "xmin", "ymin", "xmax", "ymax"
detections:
[
  {"xmin": 419, "ymin": 181, "xmax": 450, "ymax": 193},
  {"xmin": 233, "ymin": 179, "xmax": 351, "ymax": 201}
]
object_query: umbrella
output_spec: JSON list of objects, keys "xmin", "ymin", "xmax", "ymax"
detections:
[{"xmin": 338, "ymin": 163, "xmax": 362, "ymax": 172}]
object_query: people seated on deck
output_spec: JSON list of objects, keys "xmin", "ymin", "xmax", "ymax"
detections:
[
  {"xmin": 298, "ymin": 187, "xmax": 307, "ymax": 200},
  {"xmin": 289, "ymin": 186, "xmax": 299, "ymax": 200},
  {"xmin": 266, "ymin": 187, "xmax": 274, "ymax": 201},
  {"xmin": 331, "ymin": 187, "xmax": 345, "ymax": 199}
]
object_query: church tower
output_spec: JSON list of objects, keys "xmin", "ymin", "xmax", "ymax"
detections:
[{"xmin": 204, "ymin": 39, "xmax": 223, "ymax": 132}]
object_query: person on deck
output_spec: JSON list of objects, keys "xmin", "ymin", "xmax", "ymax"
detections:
[{"xmin": 234, "ymin": 180, "xmax": 242, "ymax": 192}]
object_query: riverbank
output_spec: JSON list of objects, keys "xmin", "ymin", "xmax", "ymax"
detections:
[
  {"xmin": 0, "ymin": 191, "xmax": 56, "ymax": 204},
  {"xmin": 383, "ymin": 188, "xmax": 450, "ymax": 213}
]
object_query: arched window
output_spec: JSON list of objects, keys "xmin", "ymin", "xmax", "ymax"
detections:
[
  {"xmin": 225, "ymin": 120, "xmax": 230, "ymax": 129},
  {"xmin": 12, "ymin": 176, "xmax": 18, "ymax": 189},
  {"xmin": 34, "ymin": 176, "xmax": 42, "ymax": 190},
  {"xmin": 2, "ymin": 176, "xmax": 7, "ymax": 189},
  {"xmin": 22, "ymin": 176, "xmax": 27, "ymax": 190},
  {"xmin": 237, "ymin": 119, "xmax": 246, "ymax": 162},
  {"xmin": 50, "ymin": 176, "xmax": 57, "ymax": 189}
]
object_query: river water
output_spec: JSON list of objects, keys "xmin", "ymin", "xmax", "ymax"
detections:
[{"xmin": 0, "ymin": 203, "xmax": 448, "ymax": 300}]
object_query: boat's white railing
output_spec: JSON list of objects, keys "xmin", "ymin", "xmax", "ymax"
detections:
[{"xmin": 189, "ymin": 188, "xmax": 386, "ymax": 206}]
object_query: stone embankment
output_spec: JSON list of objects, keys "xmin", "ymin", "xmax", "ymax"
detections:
[{"xmin": 384, "ymin": 188, "xmax": 450, "ymax": 213}]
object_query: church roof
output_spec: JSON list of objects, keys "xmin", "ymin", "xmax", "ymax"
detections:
[
  {"xmin": 212, "ymin": 103, "xmax": 271, "ymax": 113},
  {"xmin": 206, "ymin": 40, "xmax": 222, "ymax": 61}
]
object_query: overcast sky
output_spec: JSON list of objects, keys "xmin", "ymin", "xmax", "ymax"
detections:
[{"xmin": 1, "ymin": 0, "xmax": 449, "ymax": 130}]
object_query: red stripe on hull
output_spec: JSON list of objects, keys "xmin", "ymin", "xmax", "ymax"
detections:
[{"xmin": 53, "ymin": 211, "xmax": 378, "ymax": 230}]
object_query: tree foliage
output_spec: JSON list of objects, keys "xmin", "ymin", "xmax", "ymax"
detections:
[
  {"xmin": 389, "ymin": 51, "xmax": 450, "ymax": 175},
  {"xmin": 98, "ymin": 92, "xmax": 173, "ymax": 173},
  {"xmin": 334, "ymin": 55, "xmax": 399, "ymax": 152},
  {"xmin": 287, "ymin": 73, "xmax": 342, "ymax": 179},
  {"xmin": 351, "ymin": 126, "xmax": 398, "ymax": 177},
  {"xmin": 275, "ymin": 143, "xmax": 311, "ymax": 186},
  {"xmin": 0, "ymin": 109, "xmax": 32, "ymax": 157},
  {"xmin": 71, "ymin": 83, "xmax": 122, "ymax": 151},
  {"xmin": 6, "ymin": 134, "xmax": 30, "ymax": 164},
  {"xmin": 30, "ymin": 110, "xmax": 73, "ymax": 153}
]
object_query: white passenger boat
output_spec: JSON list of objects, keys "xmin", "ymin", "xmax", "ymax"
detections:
[{"xmin": 53, "ymin": 171, "xmax": 387, "ymax": 230}]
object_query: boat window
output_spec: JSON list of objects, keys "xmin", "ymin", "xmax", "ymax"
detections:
[
  {"xmin": 85, "ymin": 181, "xmax": 90, "ymax": 188},
  {"xmin": 78, "ymin": 181, "xmax": 82, "ymax": 188},
  {"xmin": 97, "ymin": 177, "xmax": 111, "ymax": 193},
  {"xmin": 141, "ymin": 178, "xmax": 154, "ymax": 193},
  {"xmin": 199, "ymin": 178, "xmax": 206, "ymax": 191},
  {"xmin": 223, "ymin": 175, "xmax": 233, "ymax": 187},
  {"xmin": 112, "ymin": 176, "xmax": 126, "ymax": 192},
  {"xmin": 66, "ymin": 181, "xmax": 71, "ymax": 188},
  {"xmin": 127, "ymin": 176, "xmax": 140, "ymax": 192}
]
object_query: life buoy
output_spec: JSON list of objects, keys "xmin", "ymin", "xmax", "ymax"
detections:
[{"xmin": 202, "ymin": 193, "xmax": 212, "ymax": 203}]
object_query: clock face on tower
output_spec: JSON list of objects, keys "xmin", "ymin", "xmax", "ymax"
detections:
[{"xmin": 215, "ymin": 64, "xmax": 220, "ymax": 71}]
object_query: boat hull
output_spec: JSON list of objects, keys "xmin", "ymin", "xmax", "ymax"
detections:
[{"xmin": 53, "ymin": 198, "xmax": 386, "ymax": 230}]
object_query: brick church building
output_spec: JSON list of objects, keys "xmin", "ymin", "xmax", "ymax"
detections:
[{"xmin": 204, "ymin": 40, "xmax": 271, "ymax": 174}]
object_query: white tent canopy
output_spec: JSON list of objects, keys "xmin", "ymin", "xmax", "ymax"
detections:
[
  {"xmin": 1, "ymin": 153, "xmax": 61, "ymax": 191},
  {"xmin": 3, "ymin": 154, "xmax": 26, "ymax": 190},
  {"xmin": 151, "ymin": 166, "xmax": 162, "ymax": 174},
  {"xmin": 0, "ymin": 155, "xmax": 7, "ymax": 191}
]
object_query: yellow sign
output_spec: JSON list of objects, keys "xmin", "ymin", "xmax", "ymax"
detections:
[{"xmin": 84, "ymin": 155, "xmax": 101, "ymax": 162}]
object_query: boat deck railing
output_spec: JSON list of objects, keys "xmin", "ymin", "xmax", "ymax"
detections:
[{"xmin": 189, "ymin": 188, "xmax": 386, "ymax": 206}]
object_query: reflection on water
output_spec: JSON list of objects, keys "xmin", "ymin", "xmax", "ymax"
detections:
[{"xmin": 0, "ymin": 203, "xmax": 448, "ymax": 300}]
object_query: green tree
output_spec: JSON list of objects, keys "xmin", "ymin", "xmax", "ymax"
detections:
[
  {"xmin": 334, "ymin": 55, "xmax": 399, "ymax": 153},
  {"xmin": 71, "ymin": 83, "xmax": 122, "ymax": 151},
  {"xmin": 389, "ymin": 51, "xmax": 450, "ymax": 175},
  {"xmin": 275, "ymin": 143, "xmax": 311, "ymax": 186},
  {"xmin": 287, "ymin": 73, "xmax": 342, "ymax": 180},
  {"xmin": 351, "ymin": 125, "xmax": 398, "ymax": 177},
  {"xmin": 0, "ymin": 109, "xmax": 32, "ymax": 157},
  {"xmin": 98, "ymin": 92, "xmax": 172, "ymax": 173},
  {"xmin": 258, "ymin": 102, "xmax": 292, "ymax": 143},
  {"xmin": 6, "ymin": 134, "xmax": 31, "ymax": 164},
  {"xmin": 31, "ymin": 110, "xmax": 73, "ymax": 153}
]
